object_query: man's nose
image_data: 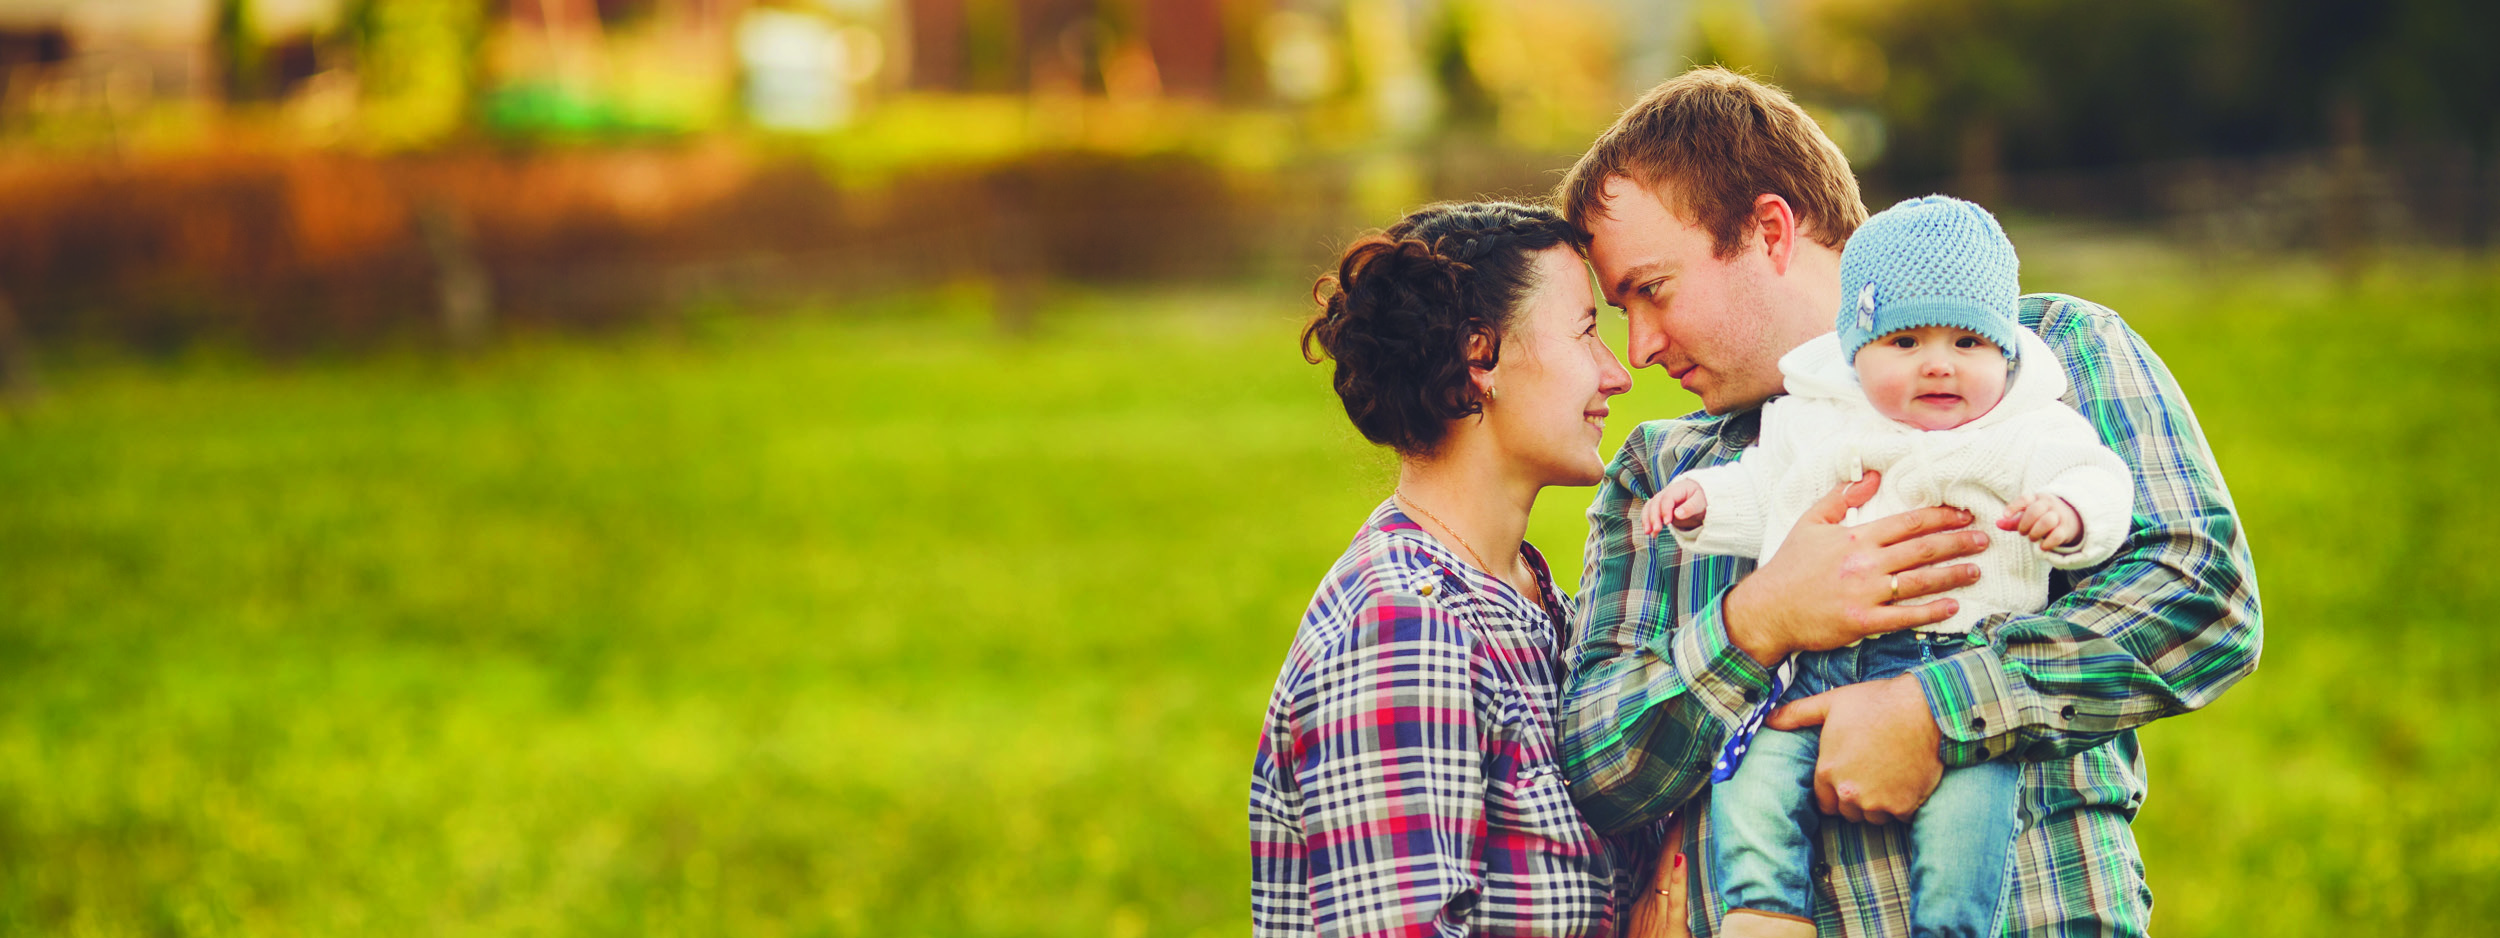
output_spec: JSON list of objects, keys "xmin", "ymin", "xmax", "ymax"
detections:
[{"xmin": 1627, "ymin": 311, "xmax": 1669, "ymax": 368}]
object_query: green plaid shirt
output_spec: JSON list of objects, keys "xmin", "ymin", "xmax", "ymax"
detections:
[{"xmin": 1559, "ymin": 295, "xmax": 2262, "ymax": 936}]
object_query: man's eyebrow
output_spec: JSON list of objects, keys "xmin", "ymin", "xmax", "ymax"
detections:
[{"xmin": 1610, "ymin": 262, "xmax": 1665, "ymax": 301}]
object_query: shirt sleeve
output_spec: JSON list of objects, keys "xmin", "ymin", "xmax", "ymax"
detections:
[
  {"xmin": 1911, "ymin": 297, "xmax": 2264, "ymax": 766},
  {"xmin": 1557, "ymin": 422, "xmax": 1775, "ymax": 834},
  {"xmin": 1292, "ymin": 587, "xmax": 1489, "ymax": 938}
]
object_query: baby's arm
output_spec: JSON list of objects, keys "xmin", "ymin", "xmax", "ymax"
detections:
[
  {"xmin": 1660, "ymin": 463, "xmax": 1765, "ymax": 557},
  {"xmin": 2000, "ymin": 493, "xmax": 2084, "ymax": 551},
  {"xmin": 2004, "ymin": 409, "xmax": 2135, "ymax": 569},
  {"xmin": 1639, "ymin": 476, "xmax": 1708, "ymax": 537},
  {"xmin": 1645, "ymin": 397, "xmax": 1815, "ymax": 558}
]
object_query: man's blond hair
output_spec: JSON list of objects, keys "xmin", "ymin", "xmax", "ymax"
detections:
[{"xmin": 1557, "ymin": 67, "xmax": 1867, "ymax": 258}]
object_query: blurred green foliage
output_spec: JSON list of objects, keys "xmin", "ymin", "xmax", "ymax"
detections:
[
  {"xmin": 1, "ymin": 247, "xmax": 2495, "ymax": 935},
  {"xmin": 1800, "ymin": 0, "xmax": 2500, "ymax": 178}
]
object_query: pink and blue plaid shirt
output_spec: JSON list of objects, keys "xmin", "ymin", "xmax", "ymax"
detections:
[{"xmin": 1251, "ymin": 500, "xmax": 1647, "ymax": 938}]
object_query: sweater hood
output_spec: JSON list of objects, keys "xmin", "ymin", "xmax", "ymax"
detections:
[{"xmin": 1776, "ymin": 327, "xmax": 2068, "ymax": 431}]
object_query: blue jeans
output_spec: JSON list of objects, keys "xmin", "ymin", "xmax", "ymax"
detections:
[{"xmin": 1710, "ymin": 631, "xmax": 2018, "ymax": 938}]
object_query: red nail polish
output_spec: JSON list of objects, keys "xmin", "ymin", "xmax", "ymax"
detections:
[{"xmin": 1672, "ymin": 853, "xmax": 1685, "ymax": 870}]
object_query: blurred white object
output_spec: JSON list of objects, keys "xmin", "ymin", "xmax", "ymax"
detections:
[{"xmin": 738, "ymin": 8, "xmax": 850, "ymax": 132}]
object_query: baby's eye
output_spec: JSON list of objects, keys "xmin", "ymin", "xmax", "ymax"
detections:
[
  {"xmin": 1955, "ymin": 336, "xmax": 1982, "ymax": 349},
  {"xmin": 1890, "ymin": 335, "xmax": 1916, "ymax": 348}
]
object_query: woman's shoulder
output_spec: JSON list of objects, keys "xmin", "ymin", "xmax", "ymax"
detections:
[{"xmin": 1294, "ymin": 501, "xmax": 1476, "ymax": 656}]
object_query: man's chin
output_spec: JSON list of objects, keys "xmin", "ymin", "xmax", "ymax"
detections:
[
  {"xmin": 1695, "ymin": 383, "xmax": 1776, "ymax": 416},
  {"xmin": 1697, "ymin": 393, "xmax": 1748, "ymax": 416}
]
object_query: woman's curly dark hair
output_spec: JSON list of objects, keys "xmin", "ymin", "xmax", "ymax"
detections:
[{"xmin": 1301, "ymin": 201, "xmax": 1591, "ymax": 455}]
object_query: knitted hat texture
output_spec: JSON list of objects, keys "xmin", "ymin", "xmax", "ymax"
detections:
[{"xmin": 1835, "ymin": 195, "xmax": 2021, "ymax": 363}]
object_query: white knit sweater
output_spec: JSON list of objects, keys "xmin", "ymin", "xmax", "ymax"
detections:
[{"xmin": 1667, "ymin": 330, "xmax": 2132, "ymax": 634}]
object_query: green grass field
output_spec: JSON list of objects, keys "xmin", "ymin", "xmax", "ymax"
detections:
[{"xmin": 3, "ymin": 245, "xmax": 2495, "ymax": 937}]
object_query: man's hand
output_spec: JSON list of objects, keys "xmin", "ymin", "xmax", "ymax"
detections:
[
  {"xmin": 1766, "ymin": 674, "xmax": 1945, "ymax": 825},
  {"xmin": 1722, "ymin": 470, "xmax": 1990, "ymax": 668}
]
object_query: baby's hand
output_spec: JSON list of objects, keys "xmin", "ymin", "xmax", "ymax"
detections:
[
  {"xmin": 1999, "ymin": 494, "xmax": 2083, "ymax": 552},
  {"xmin": 1641, "ymin": 478, "xmax": 1709, "ymax": 538}
]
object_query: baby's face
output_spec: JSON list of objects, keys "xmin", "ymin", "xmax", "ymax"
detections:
[{"xmin": 1854, "ymin": 325, "xmax": 2009, "ymax": 430}]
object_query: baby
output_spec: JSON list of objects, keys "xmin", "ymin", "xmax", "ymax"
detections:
[{"xmin": 1639, "ymin": 195, "xmax": 2132, "ymax": 938}]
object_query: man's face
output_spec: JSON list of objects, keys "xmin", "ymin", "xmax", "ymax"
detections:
[{"xmin": 1585, "ymin": 176, "xmax": 1792, "ymax": 414}]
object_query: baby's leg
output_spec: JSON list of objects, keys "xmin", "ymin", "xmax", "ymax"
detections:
[
  {"xmin": 1709, "ymin": 726, "xmax": 1823, "ymax": 929},
  {"xmin": 1905, "ymin": 758, "xmax": 2022, "ymax": 938}
]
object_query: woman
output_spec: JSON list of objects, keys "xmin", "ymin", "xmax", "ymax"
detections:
[{"xmin": 1249, "ymin": 202, "xmax": 1680, "ymax": 937}]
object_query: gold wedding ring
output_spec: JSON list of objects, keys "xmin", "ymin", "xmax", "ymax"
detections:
[{"xmin": 1887, "ymin": 573, "xmax": 1900, "ymax": 602}]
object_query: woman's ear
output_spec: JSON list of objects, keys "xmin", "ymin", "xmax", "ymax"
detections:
[{"xmin": 1464, "ymin": 330, "xmax": 1500, "ymax": 402}]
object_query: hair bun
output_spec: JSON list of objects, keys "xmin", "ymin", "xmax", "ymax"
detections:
[{"xmin": 1300, "ymin": 201, "xmax": 1589, "ymax": 455}]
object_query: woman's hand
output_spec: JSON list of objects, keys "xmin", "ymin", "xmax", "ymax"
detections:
[{"xmin": 1623, "ymin": 813, "xmax": 1692, "ymax": 938}]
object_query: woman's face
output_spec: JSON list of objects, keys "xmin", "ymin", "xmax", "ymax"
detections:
[{"xmin": 1480, "ymin": 246, "xmax": 1635, "ymax": 488}]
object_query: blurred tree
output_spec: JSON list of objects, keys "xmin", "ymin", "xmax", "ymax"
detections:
[
  {"xmin": 1799, "ymin": 0, "xmax": 2500, "ymax": 181},
  {"xmin": 215, "ymin": 0, "xmax": 275, "ymax": 103},
  {"xmin": 1428, "ymin": 3, "xmax": 1496, "ymax": 133},
  {"xmin": 1685, "ymin": 0, "xmax": 1773, "ymax": 78},
  {"xmin": 345, "ymin": 0, "xmax": 487, "ymax": 148}
]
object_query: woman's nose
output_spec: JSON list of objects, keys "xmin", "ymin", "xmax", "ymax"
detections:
[{"xmin": 1598, "ymin": 343, "xmax": 1633, "ymax": 396}]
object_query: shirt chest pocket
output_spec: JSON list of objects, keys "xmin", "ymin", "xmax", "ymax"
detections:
[{"xmin": 1482, "ymin": 686, "xmax": 1600, "ymax": 853}]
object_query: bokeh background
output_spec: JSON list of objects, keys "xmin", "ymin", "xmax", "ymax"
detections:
[{"xmin": 0, "ymin": 0, "xmax": 2494, "ymax": 935}]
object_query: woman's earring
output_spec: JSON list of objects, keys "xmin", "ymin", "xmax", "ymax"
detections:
[{"xmin": 1487, "ymin": 385, "xmax": 1499, "ymax": 401}]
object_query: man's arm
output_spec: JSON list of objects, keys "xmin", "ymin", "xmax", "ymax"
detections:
[
  {"xmin": 1295, "ymin": 589, "xmax": 1487, "ymax": 938},
  {"xmin": 1910, "ymin": 296, "xmax": 2263, "ymax": 766},
  {"xmin": 1558, "ymin": 421, "xmax": 1775, "ymax": 834}
]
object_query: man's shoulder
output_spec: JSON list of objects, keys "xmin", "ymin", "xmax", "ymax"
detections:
[
  {"xmin": 1613, "ymin": 412, "xmax": 1733, "ymax": 476},
  {"xmin": 2021, "ymin": 292, "xmax": 2134, "ymax": 345}
]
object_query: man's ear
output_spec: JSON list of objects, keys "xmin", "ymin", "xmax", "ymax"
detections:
[{"xmin": 1753, "ymin": 193, "xmax": 1801, "ymax": 275}]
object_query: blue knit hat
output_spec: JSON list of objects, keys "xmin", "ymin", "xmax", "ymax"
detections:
[{"xmin": 1836, "ymin": 195, "xmax": 2021, "ymax": 363}]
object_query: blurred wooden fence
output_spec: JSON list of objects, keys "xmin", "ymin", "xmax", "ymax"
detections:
[
  {"xmin": 1926, "ymin": 143, "xmax": 2499, "ymax": 262},
  {"xmin": 0, "ymin": 140, "xmax": 2487, "ymax": 356},
  {"xmin": 0, "ymin": 145, "xmax": 1375, "ymax": 353}
]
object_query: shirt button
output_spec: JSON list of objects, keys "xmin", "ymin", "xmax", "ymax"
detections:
[
  {"xmin": 2060, "ymin": 704, "xmax": 2078, "ymax": 720},
  {"xmin": 1744, "ymin": 688, "xmax": 1762, "ymax": 704},
  {"xmin": 1975, "ymin": 745, "xmax": 1990, "ymax": 759},
  {"xmin": 1970, "ymin": 717, "xmax": 1987, "ymax": 731}
]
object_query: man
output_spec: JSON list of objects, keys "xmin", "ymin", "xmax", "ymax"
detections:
[{"xmin": 1554, "ymin": 68, "xmax": 2261, "ymax": 937}]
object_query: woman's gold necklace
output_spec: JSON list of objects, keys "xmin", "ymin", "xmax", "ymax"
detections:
[{"xmin": 1395, "ymin": 490, "xmax": 1511, "ymax": 580}]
